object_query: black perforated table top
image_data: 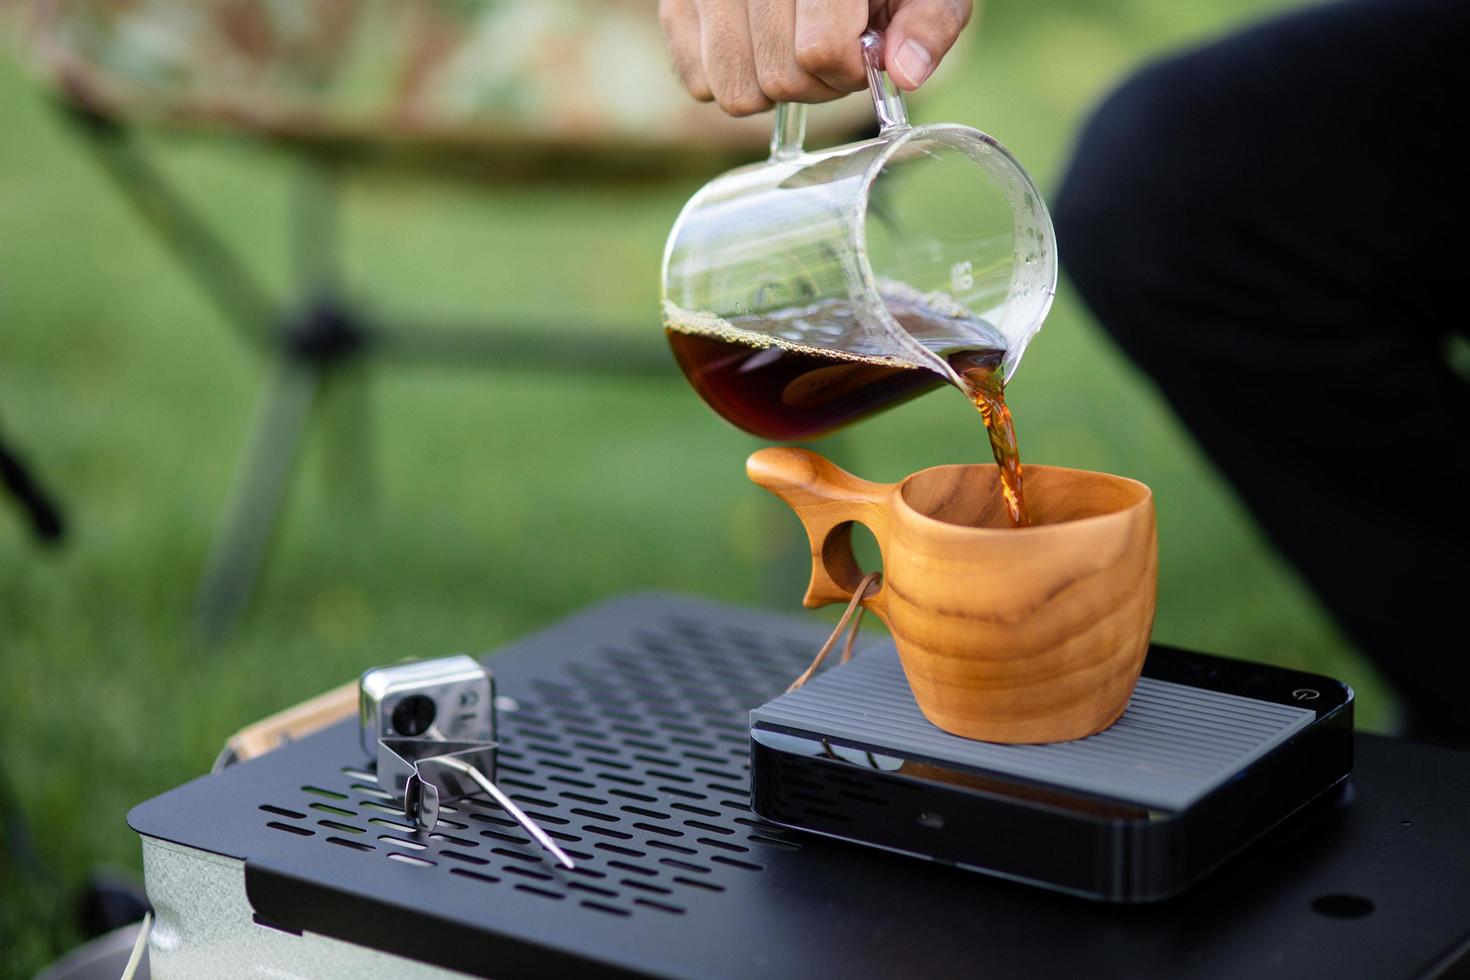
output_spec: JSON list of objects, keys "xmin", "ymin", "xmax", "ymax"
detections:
[{"xmin": 130, "ymin": 592, "xmax": 1470, "ymax": 979}]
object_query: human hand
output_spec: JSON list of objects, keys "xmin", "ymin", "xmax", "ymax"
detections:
[{"xmin": 659, "ymin": 0, "xmax": 974, "ymax": 116}]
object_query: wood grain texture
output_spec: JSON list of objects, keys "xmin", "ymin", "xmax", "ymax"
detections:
[{"xmin": 748, "ymin": 448, "xmax": 1158, "ymax": 744}]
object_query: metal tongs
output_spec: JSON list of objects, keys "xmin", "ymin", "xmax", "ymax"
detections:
[{"xmin": 360, "ymin": 655, "xmax": 574, "ymax": 870}]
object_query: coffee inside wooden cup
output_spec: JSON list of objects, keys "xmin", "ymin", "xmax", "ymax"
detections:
[{"xmin": 900, "ymin": 464, "xmax": 1152, "ymax": 530}]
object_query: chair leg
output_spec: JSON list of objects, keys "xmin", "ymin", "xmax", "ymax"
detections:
[
  {"xmin": 292, "ymin": 155, "xmax": 341, "ymax": 301},
  {"xmin": 290, "ymin": 159, "xmax": 377, "ymax": 509},
  {"xmin": 64, "ymin": 108, "xmax": 279, "ymax": 348},
  {"xmin": 317, "ymin": 360, "xmax": 376, "ymax": 510},
  {"xmin": 0, "ymin": 422, "xmax": 65, "ymax": 544},
  {"xmin": 192, "ymin": 359, "xmax": 321, "ymax": 639}
]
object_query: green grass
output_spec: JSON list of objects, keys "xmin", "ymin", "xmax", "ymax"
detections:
[{"xmin": 0, "ymin": 0, "xmax": 1391, "ymax": 970}]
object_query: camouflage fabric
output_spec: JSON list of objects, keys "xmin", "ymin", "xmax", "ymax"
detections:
[{"xmin": 26, "ymin": 0, "xmax": 875, "ymax": 151}]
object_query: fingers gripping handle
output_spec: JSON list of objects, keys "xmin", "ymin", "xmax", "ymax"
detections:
[
  {"xmin": 769, "ymin": 29, "xmax": 910, "ymax": 160},
  {"xmin": 746, "ymin": 448, "xmax": 891, "ymax": 611}
]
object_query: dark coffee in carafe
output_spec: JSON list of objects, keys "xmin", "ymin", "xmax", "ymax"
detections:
[{"xmin": 665, "ymin": 291, "xmax": 1030, "ymax": 527}]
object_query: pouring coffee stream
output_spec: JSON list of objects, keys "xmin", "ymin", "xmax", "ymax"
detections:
[
  {"xmin": 956, "ymin": 355, "xmax": 1029, "ymax": 527},
  {"xmin": 661, "ymin": 31, "xmax": 1055, "ymax": 528}
]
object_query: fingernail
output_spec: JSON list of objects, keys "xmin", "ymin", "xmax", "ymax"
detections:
[{"xmin": 894, "ymin": 39, "xmax": 933, "ymax": 88}]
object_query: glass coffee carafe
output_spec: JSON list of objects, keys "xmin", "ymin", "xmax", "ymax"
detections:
[{"xmin": 662, "ymin": 31, "xmax": 1057, "ymax": 442}]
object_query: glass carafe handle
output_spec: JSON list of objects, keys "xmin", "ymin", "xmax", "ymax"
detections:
[
  {"xmin": 860, "ymin": 30, "xmax": 909, "ymax": 133},
  {"xmin": 769, "ymin": 29, "xmax": 911, "ymax": 161}
]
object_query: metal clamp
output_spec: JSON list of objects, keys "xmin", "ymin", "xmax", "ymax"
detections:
[{"xmin": 377, "ymin": 736, "xmax": 575, "ymax": 869}]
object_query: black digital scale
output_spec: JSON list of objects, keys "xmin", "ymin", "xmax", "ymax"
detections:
[
  {"xmin": 127, "ymin": 594, "xmax": 1470, "ymax": 978},
  {"xmin": 750, "ymin": 641, "xmax": 1353, "ymax": 902}
]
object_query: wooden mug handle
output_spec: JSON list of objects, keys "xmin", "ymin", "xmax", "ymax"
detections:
[{"xmin": 747, "ymin": 448, "xmax": 892, "ymax": 612}]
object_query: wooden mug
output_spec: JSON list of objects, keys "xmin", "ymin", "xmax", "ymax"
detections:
[{"xmin": 748, "ymin": 448, "xmax": 1158, "ymax": 744}]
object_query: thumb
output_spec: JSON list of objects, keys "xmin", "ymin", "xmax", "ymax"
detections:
[{"xmin": 882, "ymin": 0, "xmax": 974, "ymax": 91}]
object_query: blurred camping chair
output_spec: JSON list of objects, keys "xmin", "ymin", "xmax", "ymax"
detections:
[{"xmin": 23, "ymin": 0, "xmax": 873, "ymax": 636}]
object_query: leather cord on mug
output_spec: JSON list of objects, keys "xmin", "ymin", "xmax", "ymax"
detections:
[{"xmin": 786, "ymin": 572, "xmax": 883, "ymax": 693}]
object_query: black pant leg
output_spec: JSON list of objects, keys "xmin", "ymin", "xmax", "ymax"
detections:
[{"xmin": 1053, "ymin": 0, "xmax": 1470, "ymax": 738}]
